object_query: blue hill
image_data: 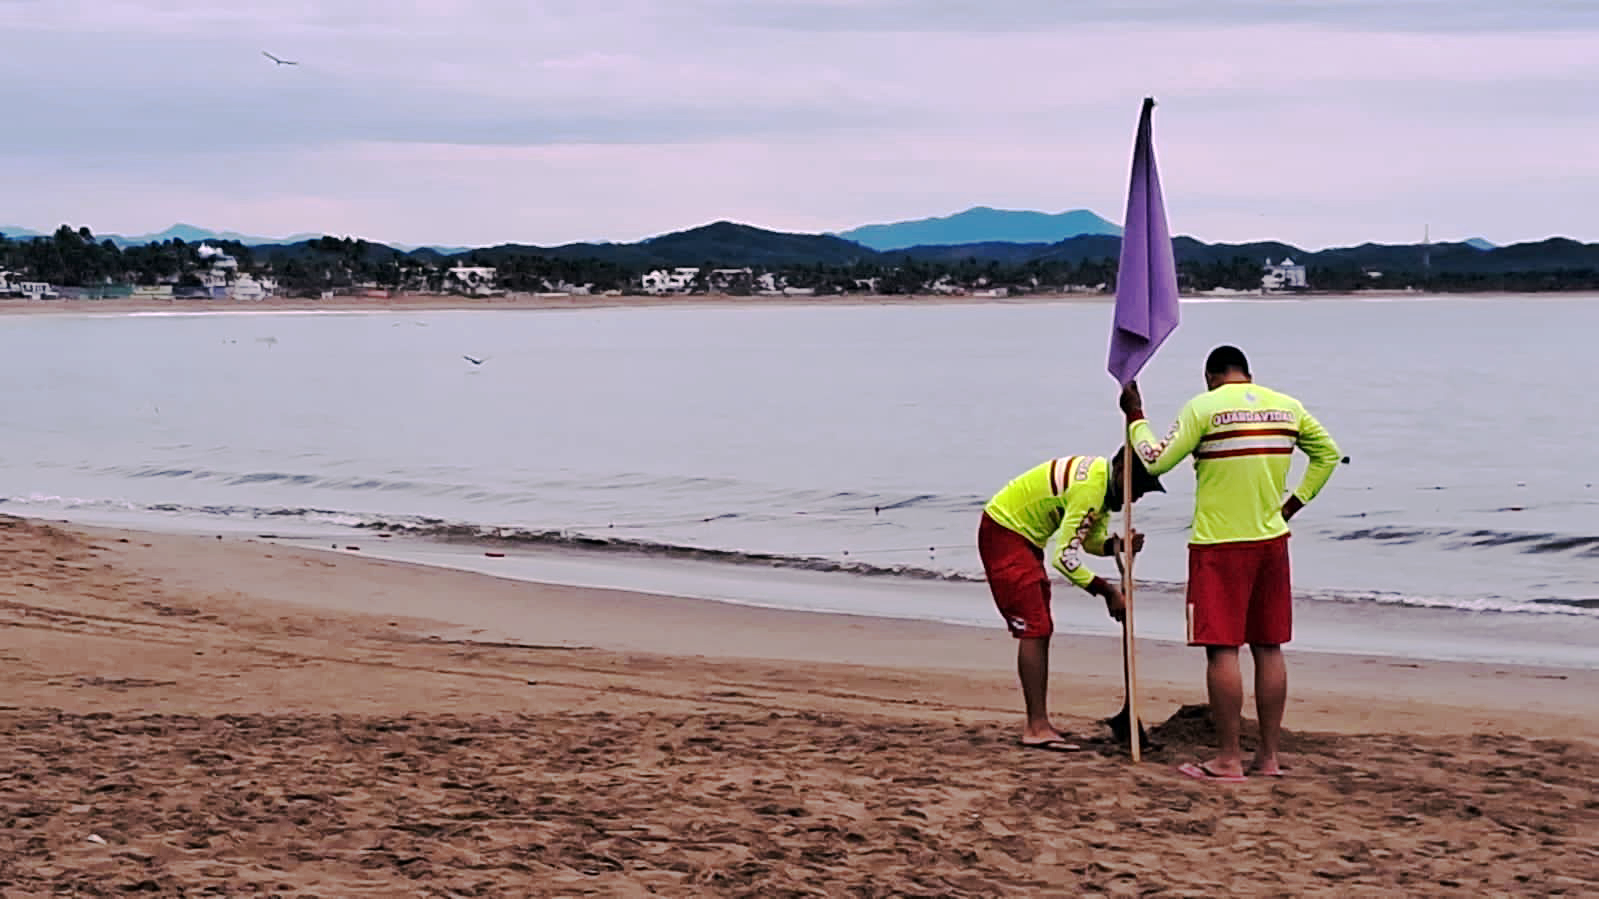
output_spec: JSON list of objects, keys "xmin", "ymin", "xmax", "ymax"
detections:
[{"xmin": 835, "ymin": 206, "xmax": 1121, "ymax": 251}]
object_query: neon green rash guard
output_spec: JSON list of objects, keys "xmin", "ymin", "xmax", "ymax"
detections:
[
  {"xmin": 983, "ymin": 455, "xmax": 1114, "ymax": 589},
  {"xmin": 1128, "ymin": 382, "xmax": 1341, "ymax": 545}
]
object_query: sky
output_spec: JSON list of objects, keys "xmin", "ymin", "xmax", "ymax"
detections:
[{"xmin": 3, "ymin": 0, "xmax": 1597, "ymax": 249}]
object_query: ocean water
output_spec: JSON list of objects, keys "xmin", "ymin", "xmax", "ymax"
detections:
[{"xmin": 1, "ymin": 296, "xmax": 1596, "ymax": 638}]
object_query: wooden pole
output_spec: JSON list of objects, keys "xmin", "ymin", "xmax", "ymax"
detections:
[{"xmin": 1121, "ymin": 442, "xmax": 1142, "ymax": 762}]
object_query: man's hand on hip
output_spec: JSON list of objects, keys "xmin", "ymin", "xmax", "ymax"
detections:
[{"xmin": 1282, "ymin": 495, "xmax": 1305, "ymax": 522}]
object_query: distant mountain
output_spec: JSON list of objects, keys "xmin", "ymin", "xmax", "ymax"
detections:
[
  {"xmin": 392, "ymin": 243, "xmax": 475, "ymax": 254},
  {"xmin": 102, "ymin": 224, "xmax": 323, "ymax": 248},
  {"xmin": 640, "ymin": 221, "xmax": 873, "ymax": 266},
  {"xmin": 836, "ymin": 206, "xmax": 1122, "ymax": 251},
  {"xmin": 888, "ymin": 233, "xmax": 1599, "ymax": 276},
  {"xmin": 446, "ymin": 221, "xmax": 873, "ymax": 268},
  {"xmin": 0, "ymin": 222, "xmax": 323, "ymax": 248},
  {"xmin": 10, "ymin": 216, "xmax": 1598, "ymax": 282}
]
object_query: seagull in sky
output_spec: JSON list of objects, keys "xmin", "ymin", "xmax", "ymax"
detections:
[
  {"xmin": 262, "ymin": 51, "xmax": 298, "ymax": 66},
  {"xmin": 463, "ymin": 355, "xmax": 487, "ymax": 366}
]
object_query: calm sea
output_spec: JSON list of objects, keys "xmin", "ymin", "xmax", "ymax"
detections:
[{"xmin": 1, "ymin": 296, "xmax": 1595, "ymax": 637}]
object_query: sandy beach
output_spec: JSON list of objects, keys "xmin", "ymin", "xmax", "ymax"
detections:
[{"xmin": 1, "ymin": 515, "xmax": 1595, "ymax": 896}]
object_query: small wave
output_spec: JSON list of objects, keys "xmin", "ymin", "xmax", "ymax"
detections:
[
  {"xmin": 1336, "ymin": 525, "xmax": 1599, "ymax": 557},
  {"xmin": 1534, "ymin": 597, "xmax": 1599, "ymax": 609},
  {"xmin": 1296, "ymin": 586, "xmax": 1599, "ymax": 618},
  {"xmin": 0, "ymin": 493, "xmax": 978, "ymax": 581},
  {"xmin": 228, "ymin": 472, "xmax": 321, "ymax": 487},
  {"xmin": 0, "ymin": 494, "xmax": 378, "ymax": 529},
  {"xmin": 351, "ymin": 518, "xmax": 987, "ymax": 583},
  {"xmin": 0, "ymin": 494, "xmax": 143, "ymax": 513},
  {"xmin": 6, "ymin": 492, "xmax": 1596, "ymax": 617},
  {"xmin": 102, "ymin": 464, "xmax": 982, "ymax": 521},
  {"xmin": 110, "ymin": 465, "xmax": 514, "ymax": 503},
  {"xmin": 1523, "ymin": 535, "xmax": 1599, "ymax": 555},
  {"xmin": 1332, "ymin": 526, "xmax": 1443, "ymax": 544}
]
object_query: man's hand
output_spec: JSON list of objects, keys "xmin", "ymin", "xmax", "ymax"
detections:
[
  {"xmin": 1101, "ymin": 583, "xmax": 1127, "ymax": 623},
  {"xmin": 1118, "ymin": 381, "xmax": 1145, "ymax": 421},
  {"xmin": 1090, "ymin": 577, "xmax": 1127, "ymax": 622},
  {"xmin": 1108, "ymin": 530, "xmax": 1146, "ymax": 559},
  {"xmin": 1282, "ymin": 495, "xmax": 1305, "ymax": 522},
  {"xmin": 1125, "ymin": 529, "xmax": 1145, "ymax": 554}
]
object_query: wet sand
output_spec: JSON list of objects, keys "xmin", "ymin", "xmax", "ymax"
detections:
[{"xmin": 1, "ymin": 516, "xmax": 1595, "ymax": 896}]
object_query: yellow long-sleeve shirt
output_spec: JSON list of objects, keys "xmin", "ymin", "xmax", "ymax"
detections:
[
  {"xmin": 1128, "ymin": 382, "xmax": 1341, "ymax": 545},
  {"xmin": 983, "ymin": 455, "xmax": 1115, "ymax": 589}
]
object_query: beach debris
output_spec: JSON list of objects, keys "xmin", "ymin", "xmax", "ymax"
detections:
[
  {"xmin": 86, "ymin": 834, "xmax": 107, "ymax": 845},
  {"xmin": 484, "ymin": 552, "xmax": 505, "ymax": 558},
  {"xmin": 345, "ymin": 545, "xmax": 360, "ymax": 551}
]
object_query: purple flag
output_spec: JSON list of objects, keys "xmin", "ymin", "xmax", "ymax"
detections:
[{"xmin": 1107, "ymin": 97, "xmax": 1180, "ymax": 386}]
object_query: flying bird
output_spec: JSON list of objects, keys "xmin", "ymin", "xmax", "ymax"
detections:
[
  {"xmin": 463, "ymin": 355, "xmax": 487, "ymax": 366},
  {"xmin": 262, "ymin": 51, "xmax": 298, "ymax": 66}
]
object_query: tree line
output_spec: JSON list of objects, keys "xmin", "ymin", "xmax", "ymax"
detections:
[{"xmin": 5, "ymin": 226, "xmax": 1597, "ymax": 296}]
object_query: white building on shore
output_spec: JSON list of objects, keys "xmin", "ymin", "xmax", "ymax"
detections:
[
  {"xmin": 640, "ymin": 267, "xmax": 700, "ymax": 294},
  {"xmin": 445, "ymin": 266, "xmax": 499, "ymax": 296},
  {"xmin": 229, "ymin": 274, "xmax": 277, "ymax": 301},
  {"xmin": 1262, "ymin": 257, "xmax": 1308, "ymax": 290}
]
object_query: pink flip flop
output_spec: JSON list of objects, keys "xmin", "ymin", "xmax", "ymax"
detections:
[{"xmin": 1178, "ymin": 762, "xmax": 1247, "ymax": 783}]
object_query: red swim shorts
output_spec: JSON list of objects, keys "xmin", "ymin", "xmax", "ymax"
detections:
[
  {"xmin": 1186, "ymin": 535, "xmax": 1292, "ymax": 647},
  {"xmin": 978, "ymin": 513, "xmax": 1052, "ymax": 638}
]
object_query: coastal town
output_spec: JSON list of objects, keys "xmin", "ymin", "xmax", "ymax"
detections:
[{"xmin": 0, "ymin": 239, "xmax": 1315, "ymax": 302}]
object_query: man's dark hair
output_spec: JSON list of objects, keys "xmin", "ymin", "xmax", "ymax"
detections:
[{"xmin": 1205, "ymin": 345, "xmax": 1250, "ymax": 376}]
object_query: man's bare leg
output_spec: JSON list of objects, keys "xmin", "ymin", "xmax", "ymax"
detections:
[
  {"xmin": 1204, "ymin": 646, "xmax": 1246, "ymax": 776},
  {"xmin": 1249, "ymin": 643, "xmax": 1287, "ymax": 775},
  {"xmin": 1017, "ymin": 636, "xmax": 1063, "ymax": 742}
]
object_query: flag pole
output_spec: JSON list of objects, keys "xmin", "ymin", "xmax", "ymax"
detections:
[
  {"xmin": 1107, "ymin": 95, "xmax": 1177, "ymax": 763},
  {"xmin": 1121, "ymin": 441, "xmax": 1142, "ymax": 763}
]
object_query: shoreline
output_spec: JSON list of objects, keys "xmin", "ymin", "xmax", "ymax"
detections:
[
  {"xmin": 23, "ymin": 508, "xmax": 1599, "ymax": 671},
  {"xmin": 4, "ymin": 288, "xmax": 1597, "ymax": 317},
  {"xmin": 3, "ymin": 515, "xmax": 1595, "ymax": 894},
  {"xmin": 23, "ymin": 517, "xmax": 1599, "ymax": 739}
]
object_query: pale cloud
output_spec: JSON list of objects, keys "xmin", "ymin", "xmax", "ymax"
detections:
[
  {"xmin": 705, "ymin": 0, "xmax": 1599, "ymax": 34},
  {"xmin": 3, "ymin": 0, "xmax": 1596, "ymax": 249}
]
